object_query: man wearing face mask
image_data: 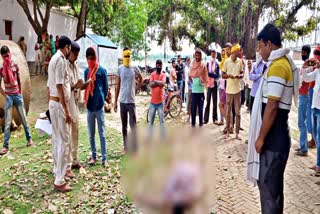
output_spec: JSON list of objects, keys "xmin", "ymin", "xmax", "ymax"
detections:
[
  {"xmin": 306, "ymin": 46, "xmax": 320, "ymax": 149},
  {"xmin": 47, "ymin": 36, "xmax": 72, "ymax": 192},
  {"xmin": 114, "ymin": 48, "xmax": 143, "ymax": 155},
  {"xmin": 295, "ymin": 45, "xmax": 311, "ymax": 157},
  {"xmin": 0, "ymin": 46, "xmax": 34, "ymax": 155},
  {"xmin": 66, "ymin": 42, "xmax": 85, "ymax": 175},
  {"xmin": 249, "ymin": 51, "xmax": 266, "ymax": 114},
  {"xmin": 176, "ymin": 55, "xmax": 185, "ymax": 102},
  {"xmin": 148, "ymin": 60, "xmax": 166, "ymax": 138},
  {"xmin": 204, "ymin": 49, "xmax": 219, "ymax": 124},
  {"xmin": 84, "ymin": 47, "xmax": 108, "ymax": 167},
  {"xmin": 301, "ymin": 45, "xmax": 320, "ymax": 177}
]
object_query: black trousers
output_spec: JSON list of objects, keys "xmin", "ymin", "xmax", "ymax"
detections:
[
  {"xmin": 120, "ymin": 103, "xmax": 137, "ymax": 152},
  {"xmin": 204, "ymin": 85, "xmax": 218, "ymax": 122},
  {"xmin": 182, "ymin": 80, "xmax": 185, "ymax": 102},
  {"xmin": 241, "ymin": 89, "xmax": 245, "ymax": 105},
  {"xmin": 258, "ymin": 150, "xmax": 289, "ymax": 214},
  {"xmin": 249, "ymin": 96, "xmax": 255, "ymax": 114},
  {"xmin": 191, "ymin": 93, "xmax": 204, "ymax": 127}
]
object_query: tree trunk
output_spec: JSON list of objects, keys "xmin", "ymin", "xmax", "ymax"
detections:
[
  {"xmin": 76, "ymin": 0, "xmax": 87, "ymax": 38},
  {"xmin": 17, "ymin": 0, "xmax": 53, "ymax": 37},
  {"xmin": 240, "ymin": 2, "xmax": 262, "ymax": 59}
]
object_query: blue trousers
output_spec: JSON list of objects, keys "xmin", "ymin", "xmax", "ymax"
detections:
[{"xmin": 3, "ymin": 94, "xmax": 31, "ymax": 149}]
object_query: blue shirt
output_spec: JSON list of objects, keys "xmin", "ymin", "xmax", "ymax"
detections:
[
  {"xmin": 84, "ymin": 66, "xmax": 108, "ymax": 112},
  {"xmin": 249, "ymin": 61, "xmax": 266, "ymax": 97}
]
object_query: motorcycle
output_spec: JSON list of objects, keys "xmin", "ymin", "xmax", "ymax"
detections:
[{"xmin": 136, "ymin": 77, "xmax": 151, "ymax": 95}]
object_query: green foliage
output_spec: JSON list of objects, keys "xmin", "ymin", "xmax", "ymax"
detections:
[
  {"xmin": 83, "ymin": 0, "xmax": 147, "ymax": 57},
  {"xmin": 145, "ymin": 0, "xmax": 320, "ymax": 55}
]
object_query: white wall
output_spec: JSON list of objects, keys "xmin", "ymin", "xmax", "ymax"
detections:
[{"xmin": 0, "ymin": 0, "xmax": 77, "ymax": 61}]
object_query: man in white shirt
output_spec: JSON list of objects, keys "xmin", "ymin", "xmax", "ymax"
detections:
[
  {"xmin": 301, "ymin": 55, "xmax": 320, "ymax": 176},
  {"xmin": 47, "ymin": 36, "xmax": 72, "ymax": 192},
  {"xmin": 67, "ymin": 42, "xmax": 85, "ymax": 171}
]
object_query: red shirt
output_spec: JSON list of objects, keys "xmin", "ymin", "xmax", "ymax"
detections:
[
  {"xmin": 0, "ymin": 63, "xmax": 20, "ymax": 95},
  {"xmin": 299, "ymin": 81, "xmax": 309, "ymax": 95},
  {"xmin": 150, "ymin": 71, "xmax": 166, "ymax": 104},
  {"xmin": 309, "ymin": 81, "xmax": 315, "ymax": 89}
]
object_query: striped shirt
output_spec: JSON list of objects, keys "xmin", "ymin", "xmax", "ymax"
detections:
[
  {"xmin": 262, "ymin": 57, "xmax": 293, "ymax": 110},
  {"xmin": 0, "ymin": 62, "xmax": 20, "ymax": 95}
]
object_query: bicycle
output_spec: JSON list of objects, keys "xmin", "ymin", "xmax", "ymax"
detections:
[{"xmin": 146, "ymin": 87, "xmax": 183, "ymax": 123}]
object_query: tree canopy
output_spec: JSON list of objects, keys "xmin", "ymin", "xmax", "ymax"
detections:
[
  {"xmin": 146, "ymin": 0, "xmax": 320, "ymax": 58},
  {"xmin": 17, "ymin": 0, "xmax": 320, "ymax": 58}
]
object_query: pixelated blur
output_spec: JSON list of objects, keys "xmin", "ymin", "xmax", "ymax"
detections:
[{"xmin": 121, "ymin": 127, "xmax": 217, "ymax": 213}]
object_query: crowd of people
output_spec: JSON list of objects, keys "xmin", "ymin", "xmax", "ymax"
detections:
[
  {"xmin": 16, "ymin": 33, "xmax": 60, "ymax": 76},
  {"xmin": 0, "ymin": 22, "xmax": 319, "ymax": 214},
  {"xmin": 158, "ymin": 23, "xmax": 320, "ymax": 213}
]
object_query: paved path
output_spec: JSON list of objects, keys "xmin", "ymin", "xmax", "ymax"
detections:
[
  {"xmin": 203, "ymin": 107, "xmax": 320, "ymax": 214},
  {"xmin": 81, "ymin": 93, "xmax": 320, "ymax": 213}
]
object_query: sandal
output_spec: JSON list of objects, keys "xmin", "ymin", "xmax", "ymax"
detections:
[
  {"xmin": 309, "ymin": 165, "xmax": 317, "ymax": 170},
  {"xmin": 215, "ymin": 121, "xmax": 224, "ymax": 126},
  {"xmin": 88, "ymin": 156, "xmax": 97, "ymax": 165}
]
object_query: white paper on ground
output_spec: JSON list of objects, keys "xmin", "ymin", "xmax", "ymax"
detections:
[{"xmin": 35, "ymin": 119, "xmax": 52, "ymax": 136}]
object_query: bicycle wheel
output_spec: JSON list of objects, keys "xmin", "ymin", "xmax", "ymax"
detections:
[{"xmin": 168, "ymin": 95, "xmax": 182, "ymax": 118}]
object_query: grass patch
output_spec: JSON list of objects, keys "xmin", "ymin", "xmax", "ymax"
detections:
[{"xmin": 0, "ymin": 113, "xmax": 135, "ymax": 213}]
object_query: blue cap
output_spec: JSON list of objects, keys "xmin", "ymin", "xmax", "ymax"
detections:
[{"xmin": 71, "ymin": 41, "xmax": 80, "ymax": 52}]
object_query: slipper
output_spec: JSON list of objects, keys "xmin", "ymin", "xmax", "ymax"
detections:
[
  {"xmin": 215, "ymin": 121, "xmax": 224, "ymax": 126},
  {"xmin": 235, "ymin": 136, "xmax": 242, "ymax": 141},
  {"xmin": 309, "ymin": 166, "xmax": 317, "ymax": 170}
]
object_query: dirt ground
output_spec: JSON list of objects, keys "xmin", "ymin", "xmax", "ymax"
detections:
[
  {"xmin": 29, "ymin": 75, "xmax": 49, "ymax": 114},
  {"xmin": 29, "ymin": 75, "xmax": 152, "ymax": 131}
]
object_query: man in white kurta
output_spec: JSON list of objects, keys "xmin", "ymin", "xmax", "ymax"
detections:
[
  {"xmin": 67, "ymin": 42, "xmax": 83, "ymax": 170},
  {"xmin": 47, "ymin": 36, "xmax": 72, "ymax": 192}
]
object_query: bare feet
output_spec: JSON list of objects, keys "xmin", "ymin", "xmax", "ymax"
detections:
[
  {"xmin": 26, "ymin": 139, "xmax": 35, "ymax": 147},
  {"xmin": 224, "ymin": 133, "xmax": 229, "ymax": 139},
  {"xmin": 235, "ymin": 134, "xmax": 242, "ymax": 141}
]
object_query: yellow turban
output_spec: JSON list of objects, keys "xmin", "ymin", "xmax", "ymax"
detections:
[
  {"xmin": 123, "ymin": 50, "xmax": 132, "ymax": 67},
  {"xmin": 231, "ymin": 44, "xmax": 241, "ymax": 54}
]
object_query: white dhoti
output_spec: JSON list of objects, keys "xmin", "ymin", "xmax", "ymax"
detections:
[{"xmin": 49, "ymin": 100, "xmax": 71, "ymax": 186}]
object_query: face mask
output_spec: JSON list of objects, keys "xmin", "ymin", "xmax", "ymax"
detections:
[
  {"xmin": 2, "ymin": 53, "xmax": 11, "ymax": 66},
  {"xmin": 256, "ymin": 52, "xmax": 262, "ymax": 62},
  {"xmin": 314, "ymin": 55, "xmax": 320, "ymax": 61},
  {"xmin": 156, "ymin": 67, "xmax": 162, "ymax": 73},
  {"xmin": 123, "ymin": 50, "xmax": 132, "ymax": 67},
  {"xmin": 87, "ymin": 59, "xmax": 96, "ymax": 69},
  {"xmin": 302, "ymin": 55, "xmax": 309, "ymax": 61},
  {"xmin": 123, "ymin": 56, "xmax": 131, "ymax": 67}
]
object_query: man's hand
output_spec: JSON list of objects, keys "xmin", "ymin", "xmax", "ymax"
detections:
[
  {"xmin": 114, "ymin": 102, "xmax": 118, "ymax": 113},
  {"xmin": 255, "ymin": 137, "xmax": 264, "ymax": 154},
  {"xmin": 314, "ymin": 59, "xmax": 320, "ymax": 69},
  {"xmin": 65, "ymin": 112, "xmax": 72, "ymax": 124},
  {"xmin": 75, "ymin": 79, "xmax": 84, "ymax": 89}
]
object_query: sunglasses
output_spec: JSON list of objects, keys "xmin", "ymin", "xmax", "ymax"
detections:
[{"xmin": 124, "ymin": 56, "xmax": 130, "ymax": 58}]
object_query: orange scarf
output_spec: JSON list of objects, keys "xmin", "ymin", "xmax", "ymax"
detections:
[
  {"xmin": 189, "ymin": 60, "xmax": 208, "ymax": 84},
  {"xmin": 84, "ymin": 48, "xmax": 99, "ymax": 106}
]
